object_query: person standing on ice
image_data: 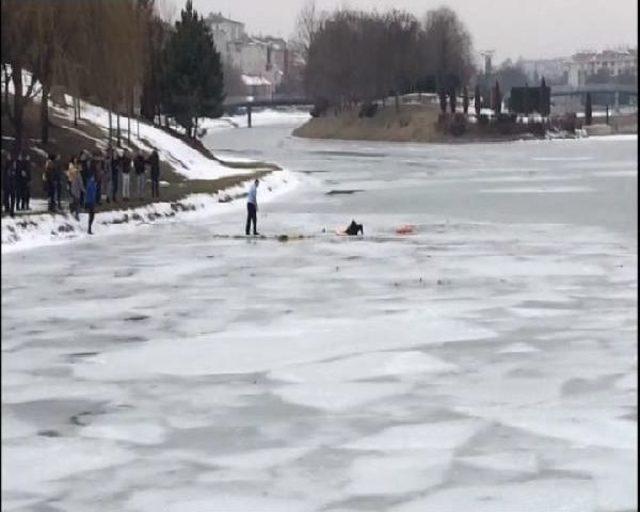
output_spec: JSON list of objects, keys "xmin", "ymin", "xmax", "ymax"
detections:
[
  {"xmin": 149, "ymin": 149, "xmax": 160, "ymax": 199},
  {"xmin": 121, "ymin": 150, "xmax": 132, "ymax": 201},
  {"xmin": 245, "ymin": 178, "xmax": 259, "ymax": 236},
  {"xmin": 84, "ymin": 172, "xmax": 98, "ymax": 234}
]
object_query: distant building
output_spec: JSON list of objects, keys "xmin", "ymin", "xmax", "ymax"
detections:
[
  {"xmin": 566, "ymin": 48, "xmax": 637, "ymax": 86},
  {"xmin": 519, "ymin": 58, "xmax": 568, "ymax": 84},
  {"xmin": 205, "ymin": 13, "xmax": 294, "ymax": 100}
]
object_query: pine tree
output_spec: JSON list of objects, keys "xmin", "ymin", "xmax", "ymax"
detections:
[
  {"xmin": 540, "ymin": 76, "xmax": 549, "ymax": 117},
  {"xmin": 585, "ymin": 92, "xmax": 592, "ymax": 126},
  {"xmin": 439, "ymin": 88, "xmax": 447, "ymax": 114},
  {"xmin": 493, "ymin": 80, "xmax": 501, "ymax": 115},
  {"xmin": 462, "ymin": 85, "xmax": 469, "ymax": 114},
  {"xmin": 162, "ymin": 0, "xmax": 224, "ymax": 138}
]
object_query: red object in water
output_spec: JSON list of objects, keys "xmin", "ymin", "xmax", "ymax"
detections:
[{"xmin": 395, "ymin": 224, "xmax": 416, "ymax": 235}]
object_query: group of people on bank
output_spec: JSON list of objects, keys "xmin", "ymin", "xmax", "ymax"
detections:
[{"xmin": 3, "ymin": 145, "xmax": 161, "ymax": 233}]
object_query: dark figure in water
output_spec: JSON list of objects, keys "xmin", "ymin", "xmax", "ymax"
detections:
[{"xmin": 345, "ymin": 220, "xmax": 364, "ymax": 236}]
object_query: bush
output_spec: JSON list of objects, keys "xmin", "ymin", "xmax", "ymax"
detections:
[
  {"xmin": 358, "ymin": 102, "xmax": 378, "ymax": 118},
  {"xmin": 449, "ymin": 113, "xmax": 466, "ymax": 136},
  {"xmin": 311, "ymin": 97, "xmax": 330, "ymax": 117},
  {"xmin": 478, "ymin": 114, "xmax": 489, "ymax": 126}
]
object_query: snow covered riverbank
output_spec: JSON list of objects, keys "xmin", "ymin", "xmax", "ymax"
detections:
[{"xmin": 1, "ymin": 169, "xmax": 298, "ymax": 253}]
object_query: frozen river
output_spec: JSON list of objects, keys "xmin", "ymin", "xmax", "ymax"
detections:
[{"xmin": 2, "ymin": 114, "xmax": 637, "ymax": 511}]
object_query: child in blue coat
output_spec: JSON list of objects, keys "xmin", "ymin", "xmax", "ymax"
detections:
[{"xmin": 85, "ymin": 174, "xmax": 98, "ymax": 234}]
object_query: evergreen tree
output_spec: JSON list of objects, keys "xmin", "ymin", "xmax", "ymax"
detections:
[
  {"xmin": 493, "ymin": 80, "xmax": 501, "ymax": 115},
  {"xmin": 438, "ymin": 88, "xmax": 447, "ymax": 114},
  {"xmin": 585, "ymin": 92, "xmax": 592, "ymax": 126},
  {"xmin": 462, "ymin": 85, "xmax": 469, "ymax": 114},
  {"xmin": 162, "ymin": 0, "xmax": 224, "ymax": 138},
  {"xmin": 474, "ymin": 84, "xmax": 481, "ymax": 116}
]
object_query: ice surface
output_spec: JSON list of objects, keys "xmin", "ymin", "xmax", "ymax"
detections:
[
  {"xmin": 391, "ymin": 479, "xmax": 597, "ymax": 512},
  {"xmin": 1, "ymin": 117, "xmax": 636, "ymax": 511}
]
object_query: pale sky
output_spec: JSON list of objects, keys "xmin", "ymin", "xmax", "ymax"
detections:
[{"xmin": 166, "ymin": 0, "xmax": 638, "ymax": 63}]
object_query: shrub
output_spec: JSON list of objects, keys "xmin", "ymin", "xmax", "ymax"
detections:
[
  {"xmin": 358, "ymin": 102, "xmax": 378, "ymax": 118},
  {"xmin": 311, "ymin": 97, "xmax": 330, "ymax": 117}
]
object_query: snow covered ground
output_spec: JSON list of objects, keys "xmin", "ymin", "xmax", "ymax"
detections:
[{"xmin": 1, "ymin": 115, "xmax": 637, "ymax": 511}]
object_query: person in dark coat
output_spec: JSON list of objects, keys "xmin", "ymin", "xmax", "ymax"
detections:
[
  {"xmin": 344, "ymin": 220, "xmax": 364, "ymax": 236},
  {"xmin": 85, "ymin": 172, "xmax": 98, "ymax": 234},
  {"xmin": 134, "ymin": 151, "xmax": 146, "ymax": 199},
  {"xmin": 90, "ymin": 152, "xmax": 103, "ymax": 206},
  {"xmin": 19, "ymin": 153, "xmax": 31, "ymax": 210},
  {"xmin": 111, "ymin": 149, "xmax": 121, "ymax": 202},
  {"xmin": 2, "ymin": 153, "xmax": 17, "ymax": 217},
  {"xmin": 149, "ymin": 149, "xmax": 160, "ymax": 199},
  {"xmin": 245, "ymin": 179, "xmax": 259, "ymax": 236},
  {"xmin": 15, "ymin": 152, "xmax": 25, "ymax": 211},
  {"xmin": 103, "ymin": 145, "xmax": 113, "ymax": 203}
]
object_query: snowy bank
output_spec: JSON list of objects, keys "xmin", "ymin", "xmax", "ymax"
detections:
[{"xmin": 1, "ymin": 170, "xmax": 298, "ymax": 254}]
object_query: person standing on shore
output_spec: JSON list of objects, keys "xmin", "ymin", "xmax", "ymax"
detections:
[
  {"xmin": 85, "ymin": 171, "xmax": 98, "ymax": 234},
  {"xmin": 67, "ymin": 157, "xmax": 84, "ymax": 221},
  {"xmin": 91, "ymin": 151, "xmax": 103, "ymax": 206},
  {"xmin": 103, "ymin": 145, "xmax": 113, "ymax": 203},
  {"xmin": 2, "ymin": 153, "xmax": 17, "ymax": 216},
  {"xmin": 53, "ymin": 154, "xmax": 64, "ymax": 210},
  {"xmin": 111, "ymin": 148, "xmax": 121, "ymax": 202},
  {"xmin": 134, "ymin": 151, "xmax": 146, "ymax": 199},
  {"xmin": 121, "ymin": 150, "xmax": 131, "ymax": 201},
  {"xmin": 20, "ymin": 154, "xmax": 31, "ymax": 210},
  {"xmin": 44, "ymin": 154, "xmax": 56, "ymax": 212},
  {"xmin": 149, "ymin": 149, "xmax": 160, "ymax": 199},
  {"xmin": 245, "ymin": 179, "xmax": 259, "ymax": 236},
  {"xmin": 15, "ymin": 152, "xmax": 26, "ymax": 211}
]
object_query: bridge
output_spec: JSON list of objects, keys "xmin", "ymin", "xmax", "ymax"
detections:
[
  {"xmin": 223, "ymin": 97, "xmax": 313, "ymax": 127},
  {"xmin": 550, "ymin": 84, "xmax": 637, "ymax": 111}
]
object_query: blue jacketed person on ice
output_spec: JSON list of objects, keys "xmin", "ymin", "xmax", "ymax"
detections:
[{"xmin": 245, "ymin": 179, "xmax": 259, "ymax": 236}]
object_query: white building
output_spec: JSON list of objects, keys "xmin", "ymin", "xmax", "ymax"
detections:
[
  {"xmin": 566, "ymin": 48, "xmax": 637, "ymax": 86},
  {"xmin": 205, "ymin": 13, "xmax": 289, "ymax": 100},
  {"xmin": 519, "ymin": 58, "xmax": 568, "ymax": 83}
]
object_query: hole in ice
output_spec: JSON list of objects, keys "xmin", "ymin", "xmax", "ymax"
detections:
[
  {"xmin": 124, "ymin": 314, "xmax": 150, "ymax": 322},
  {"xmin": 326, "ymin": 189, "xmax": 364, "ymax": 195},
  {"xmin": 37, "ymin": 429, "xmax": 61, "ymax": 437}
]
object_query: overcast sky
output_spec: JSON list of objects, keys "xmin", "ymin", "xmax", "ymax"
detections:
[{"xmin": 165, "ymin": 0, "xmax": 637, "ymax": 63}]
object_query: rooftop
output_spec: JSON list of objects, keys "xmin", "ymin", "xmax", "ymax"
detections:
[{"xmin": 206, "ymin": 12, "xmax": 244, "ymax": 26}]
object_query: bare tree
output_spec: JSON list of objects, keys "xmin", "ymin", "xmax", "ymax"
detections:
[
  {"xmin": 423, "ymin": 7, "xmax": 473, "ymax": 94},
  {"xmin": 294, "ymin": 0, "xmax": 320, "ymax": 61}
]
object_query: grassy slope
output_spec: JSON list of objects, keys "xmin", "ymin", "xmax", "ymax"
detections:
[{"xmin": 1, "ymin": 99, "xmax": 275, "ymax": 216}]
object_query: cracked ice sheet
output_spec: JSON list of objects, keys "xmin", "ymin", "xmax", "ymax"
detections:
[
  {"xmin": 2, "ymin": 123, "xmax": 636, "ymax": 510},
  {"xmin": 391, "ymin": 479, "xmax": 597, "ymax": 512},
  {"xmin": 71, "ymin": 314, "xmax": 494, "ymax": 381}
]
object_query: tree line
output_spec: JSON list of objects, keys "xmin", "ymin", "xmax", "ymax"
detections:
[
  {"xmin": 297, "ymin": 3, "xmax": 474, "ymax": 111},
  {"xmin": 1, "ymin": 0, "xmax": 225, "ymax": 153}
]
